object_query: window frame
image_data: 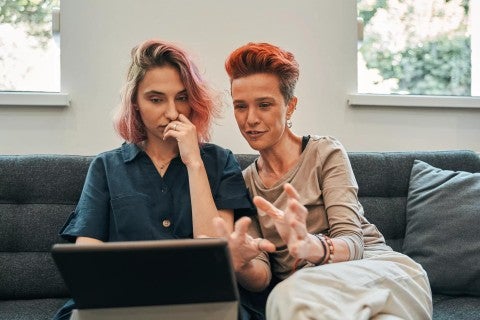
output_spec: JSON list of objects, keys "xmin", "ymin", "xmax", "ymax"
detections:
[
  {"xmin": 354, "ymin": 0, "xmax": 479, "ymax": 109},
  {"xmin": 0, "ymin": 92, "xmax": 70, "ymax": 107},
  {"xmin": 348, "ymin": 93, "xmax": 480, "ymax": 109},
  {"xmin": 0, "ymin": 1, "xmax": 67, "ymax": 107}
]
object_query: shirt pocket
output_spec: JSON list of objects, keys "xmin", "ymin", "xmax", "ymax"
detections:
[{"xmin": 110, "ymin": 193, "xmax": 156, "ymax": 240}]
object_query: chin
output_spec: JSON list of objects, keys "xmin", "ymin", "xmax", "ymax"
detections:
[{"xmin": 246, "ymin": 141, "xmax": 265, "ymax": 151}]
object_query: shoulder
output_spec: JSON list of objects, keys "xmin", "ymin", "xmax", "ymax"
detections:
[
  {"xmin": 88, "ymin": 145, "xmax": 130, "ymax": 172},
  {"xmin": 241, "ymin": 161, "xmax": 256, "ymax": 184},
  {"xmin": 305, "ymin": 135, "xmax": 350, "ymax": 166},
  {"xmin": 92, "ymin": 145, "xmax": 124, "ymax": 163},
  {"xmin": 200, "ymin": 143, "xmax": 235, "ymax": 161},
  {"xmin": 309, "ymin": 135, "xmax": 346, "ymax": 150}
]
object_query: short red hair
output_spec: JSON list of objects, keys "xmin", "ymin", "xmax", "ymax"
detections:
[{"xmin": 225, "ymin": 42, "xmax": 299, "ymax": 103}]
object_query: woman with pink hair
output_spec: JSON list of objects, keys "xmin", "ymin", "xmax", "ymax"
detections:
[{"xmin": 53, "ymin": 39, "xmax": 253, "ymax": 319}]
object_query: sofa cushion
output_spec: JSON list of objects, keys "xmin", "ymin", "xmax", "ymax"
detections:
[{"xmin": 403, "ymin": 160, "xmax": 480, "ymax": 296}]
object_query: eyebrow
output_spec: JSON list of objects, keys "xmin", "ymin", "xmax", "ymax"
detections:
[
  {"xmin": 143, "ymin": 89, "xmax": 187, "ymax": 96},
  {"xmin": 233, "ymin": 97, "xmax": 274, "ymax": 104}
]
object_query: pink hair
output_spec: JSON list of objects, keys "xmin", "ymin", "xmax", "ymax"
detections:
[{"xmin": 114, "ymin": 39, "xmax": 221, "ymax": 143}]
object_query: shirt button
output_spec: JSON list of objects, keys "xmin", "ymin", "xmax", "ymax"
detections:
[
  {"xmin": 161, "ymin": 187, "xmax": 167, "ymax": 193},
  {"xmin": 162, "ymin": 219, "xmax": 171, "ymax": 228}
]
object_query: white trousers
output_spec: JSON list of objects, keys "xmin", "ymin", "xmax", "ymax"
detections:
[{"xmin": 266, "ymin": 251, "xmax": 432, "ymax": 320}]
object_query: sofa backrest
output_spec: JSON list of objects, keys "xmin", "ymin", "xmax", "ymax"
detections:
[
  {"xmin": 0, "ymin": 155, "xmax": 93, "ymax": 300},
  {"xmin": 1, "ymin": 150, "xmax": 479, "ymax": 300}
]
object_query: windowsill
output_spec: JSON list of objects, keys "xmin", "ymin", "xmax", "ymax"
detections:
[
  {"xmin": 347, "ymin": 93, "xmax": 480, "ymax": 109},
  {"xmin": 0, "ymin": 92, "xmax": 70, "ymax": 107}
]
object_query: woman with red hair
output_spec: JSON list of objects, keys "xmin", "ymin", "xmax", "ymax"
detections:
[
  {"xmin": 53, "ymin": 39, "xmax": 253, "ymax": 320},
  {"xmin": 217, "ymin": 42, "xmax": 432, "ymax": 320}
]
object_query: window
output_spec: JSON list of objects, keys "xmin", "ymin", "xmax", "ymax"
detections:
[
  {"xmin": 357, "ymin": 0, "xmax": 478, "ymax": 97},
  {"xmin": 0, "ymin": 0, "xmax": 60, "ymax": 92}
]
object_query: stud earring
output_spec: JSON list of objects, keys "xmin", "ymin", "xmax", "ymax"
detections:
[{"xmin": 286, "ymin": 119, "xmax": 292, "ymax": 128}]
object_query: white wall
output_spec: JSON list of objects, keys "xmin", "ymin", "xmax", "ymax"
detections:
[{"xmin": 1, "ymin": 0, "xmax": 479, "ymax": 155}]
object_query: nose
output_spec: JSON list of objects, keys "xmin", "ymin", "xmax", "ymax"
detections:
[
  {"xmin": 246, "ymin": 107, "xmax": 260, "ymax": 126},
  {"xmin": 165, "ymin": 99, "xmax": 179, "ymax": 120}
]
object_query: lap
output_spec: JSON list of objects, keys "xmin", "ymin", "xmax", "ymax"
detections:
[{"xmin": 266, "ymin": 251, "xmax": 432, "ymax": 320}]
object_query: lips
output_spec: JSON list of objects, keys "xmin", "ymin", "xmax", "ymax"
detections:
[{"xmin": 245, "ymin": 130, "xmax": 265, "ymax": 140}]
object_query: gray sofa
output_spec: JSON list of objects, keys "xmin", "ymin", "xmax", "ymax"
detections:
[{"xmin": 1, "ymin": 150, "xmax": 480, "ymax": 320}]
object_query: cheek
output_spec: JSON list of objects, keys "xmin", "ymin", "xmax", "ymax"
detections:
[
  {"xmin": 177, "ymin": 103, "xmax": 192, "ymax": 117},
  {"xmin": 233, "ymin": 111, "xmax": 247, "ymax": 125}
]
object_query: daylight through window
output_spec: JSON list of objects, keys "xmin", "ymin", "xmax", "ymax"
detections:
[
  {"xmin": 0, "ymin": 0, "xmax": 60, "ymax": 92},
  {"xmin": 357, "ymin": 0, "xmax": 478, "ymax": 97}
]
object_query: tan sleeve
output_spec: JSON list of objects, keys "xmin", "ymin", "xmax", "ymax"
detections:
[{"xmin": 318, "ymin": 138, "xmax": 364, "ymax": 260}]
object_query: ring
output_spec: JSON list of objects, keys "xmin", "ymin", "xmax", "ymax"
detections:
[{"xmin": 173, "ymin": 124, "xmax": 178, "ymax": 131}]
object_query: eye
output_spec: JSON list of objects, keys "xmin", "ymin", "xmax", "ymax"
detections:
[
  {"xmin": 234, "ymin": 104, "xmax": 247, "ymax": 110},
  {"xmin": 150, "ymin": 97, "xmax": 164, "ymax": 103},
  {"xmin": 176, "ymin": 94, "xmax": 188, "ymax": 102},
  {"xmin": 259, "ymin": 102, "xmax": 271, "ymax": 108}
]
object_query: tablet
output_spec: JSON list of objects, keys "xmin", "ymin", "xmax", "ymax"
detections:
[{"xmin": 51, "ymin": 238, "xmax": 239, "ymax": 309}]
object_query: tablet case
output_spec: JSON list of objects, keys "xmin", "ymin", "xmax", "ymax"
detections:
[{"xmin": 51, "ymin": 238, "xmax": 238, "ymax": 311}]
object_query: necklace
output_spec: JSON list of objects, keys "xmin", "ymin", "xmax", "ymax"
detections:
[
  {"xmin": 156, "ymin": 158, "xmax": 173, "ymax": 170},
  {"xmin": 151, "ymin": 157, "xmax": 175, "ymax": 171},
  {"xmin": 140, "ymin": 142, "xmax": 178, "ymax": 172}
]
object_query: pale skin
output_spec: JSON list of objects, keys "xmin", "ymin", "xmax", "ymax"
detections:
[
  {"xmin": 76, "ymin": 65, "xmax": 233, "ymax": 245},
  {"xmin": 215, "ymin": 73, "xmax": 350, "ymax": 291}
]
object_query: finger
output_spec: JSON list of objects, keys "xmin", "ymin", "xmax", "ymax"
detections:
[
  {"xmin": 253, "ymin": 196, "xmax": 284, "ymax": 219},
  {"xmin": 234, "ymin": 216, "xmax": 252, "ymax": 236},
  {"xmin": 283, "ymin": 183, "xmax": 300, "ymax": 201},
  {"xmin": 163, "ymin": 122, "xmax": 180, "ymax": 141},
  {"xmin": 285, "ymin": 200, "xmax": 308, "ymax": 237},
  {"xmin": 166, "ymin": 120, "xmax": 180, "ymax": 132},
  {"xmin": 257, "ymin": 238, "xmax": 276, "ymax": 252},
  {"xmin": 213, "ymin": 217, "xmax": 230, "ymax": 239},
  {"xmin": 177, "ymin": 113, "xmax": 192, "ymax": 124}
]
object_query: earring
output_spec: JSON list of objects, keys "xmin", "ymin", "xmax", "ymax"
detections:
[{"xmin": 286, "ymin": 119, "xmax": 292, "ymax": 128}]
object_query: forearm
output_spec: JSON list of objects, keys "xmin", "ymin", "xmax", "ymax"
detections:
[
  {"xmin": 187, "ymin": 161, "xmax": 233, "ymax": 238},
  {"xmin": 303, "ymin": 234, "xmax": 351, "ymax": 265},
  {"xmin": 76, "ymin": 237, "xmax": 103, "ymax": 244}
]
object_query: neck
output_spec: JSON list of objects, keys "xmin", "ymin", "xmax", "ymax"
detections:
[
  {"xmin": 257, "ymin": 132, "xmax": 302, "ymax": 177},
  {"xmin": 141, "ymin": 139, "xmax": 179, "ymax": 162}
]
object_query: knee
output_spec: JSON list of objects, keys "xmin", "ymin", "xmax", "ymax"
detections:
[{"xmin": 266, "ymin": 272, "xmax": 317, "ymax": 320}]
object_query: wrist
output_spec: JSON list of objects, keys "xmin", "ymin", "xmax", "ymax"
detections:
[
  {"xmin": 310, "ymin": 234, "xmax": 335, "ymax": 265},
  {"xmin": 185, "ymin": 159, "xmax": 204, "ymax": 170},
  {"xmin": 306, "ymin": 233, "xmax": 326, "ymax": 264}
]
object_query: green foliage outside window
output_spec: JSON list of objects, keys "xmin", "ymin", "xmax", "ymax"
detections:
[
  {"xmin": 0, "ymin": 0, "xmax": 59, "ymax": 47},
  {"xmin": 358, "ymin": 0, "xmax": 471, "ymax": 96}
]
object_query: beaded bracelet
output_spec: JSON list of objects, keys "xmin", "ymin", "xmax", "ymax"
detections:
[
  {"xmin": 312, "ymin": 233, "xmax": 328, "ymax": 265},
  {"xmin": 324, "ymin": 235, "xmax": 335, "ymax": 264}
]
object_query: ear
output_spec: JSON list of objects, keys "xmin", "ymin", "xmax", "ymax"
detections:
[{"xmin": 287, "ymin": 97, "xmax": 297, "ymax": 118}]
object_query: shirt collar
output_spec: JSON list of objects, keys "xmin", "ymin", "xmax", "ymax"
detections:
[
  {"xmin": 121, "ymin": 142, "xmax": 143, "ymax": 163},
  {"xmin": 121, "ymin": 141, "xmax": 208, "ymax": 163}
]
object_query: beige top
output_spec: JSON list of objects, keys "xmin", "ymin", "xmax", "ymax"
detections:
[{"xmin": 244, "ymin": 135, "xmax": 391, "ymax": 280}]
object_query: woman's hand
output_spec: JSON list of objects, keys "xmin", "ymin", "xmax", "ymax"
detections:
[
  {"xmin": 163, "ymin": 114, "xmax": 202, "ymax": 167},
  {"xmin": 214, "ymin": 216, "xmax": 275, "ymax": 272},
  {"xmin": 253, "ymin": 183, "xmax": 317, "ymax": 260}
]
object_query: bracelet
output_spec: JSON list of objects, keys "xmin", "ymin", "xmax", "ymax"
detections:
[
  {"xmin": 324, "ymin": 235, "xmax": 335, "ymax": 264},
  {"xmin": 312, "ymin": 233, "xmax": 328, "ymax": 265}
]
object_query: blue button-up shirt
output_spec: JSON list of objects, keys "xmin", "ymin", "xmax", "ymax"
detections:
[{"xmin": 60, "ymin": 142, "xmax": 253, "ymax": 242}]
